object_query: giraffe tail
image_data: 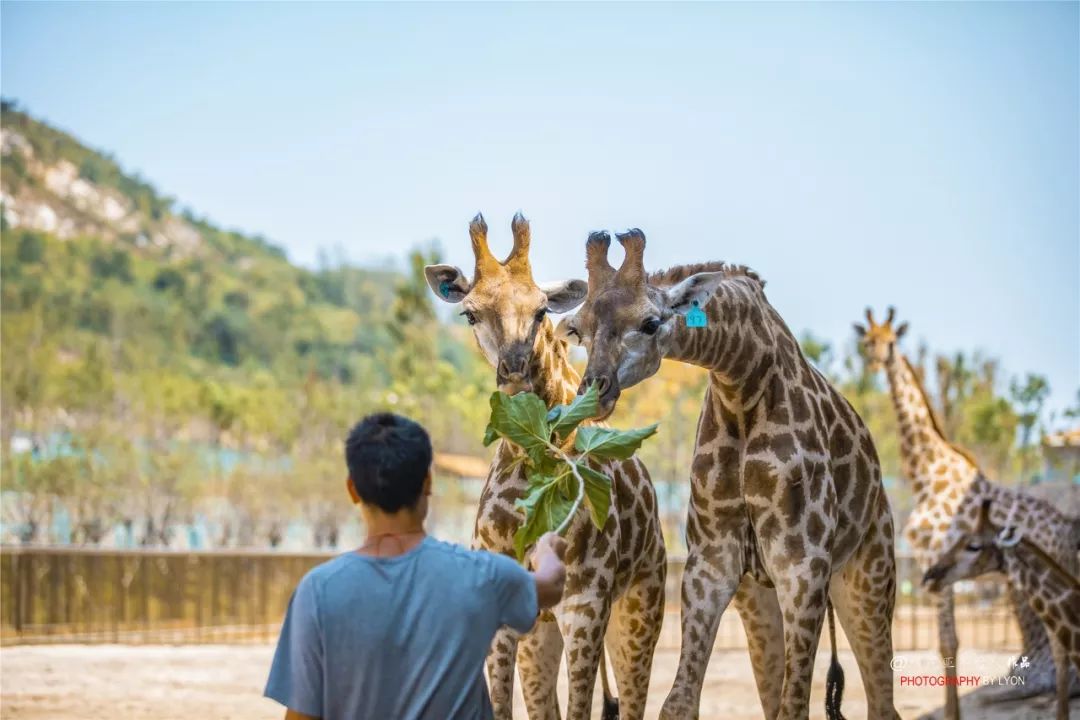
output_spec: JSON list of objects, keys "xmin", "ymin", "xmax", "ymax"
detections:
[
  {"xmin": 599, "ymin": 646, "xmax": 619, "ymax": 720},
  {"xmin": 825, "ymin": 599, "xmax": 847, "ymax": 720}
]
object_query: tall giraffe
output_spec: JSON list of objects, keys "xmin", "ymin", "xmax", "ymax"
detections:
[
  {"xmin": 558, "ymin": 229, "xmax": 898, "ymax": 720},
  {"xmin": 855, "ymin": 307, "xmax": 1080, "ymax": 717},
  {"xmin": 424, "ymin": 213, "xmax": 667, "ymax": 720},
  {"xmin": 924, "ymin": 498, "xmax": 1080, "ymax": 720}
]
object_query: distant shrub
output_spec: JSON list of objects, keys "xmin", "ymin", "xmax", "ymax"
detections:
[
  {"xmin": 152, "ymin": 268, "xmax": 186, "ymax": 294},
  {"xmin": 16, "ymin": 232, "xmax": 46, "ymax": 264},
  {"xmin": 90, "ymin": 248, "xmax": 134, "ymax": 283}
]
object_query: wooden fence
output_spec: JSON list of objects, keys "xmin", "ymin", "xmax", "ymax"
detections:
[{"xmin": 0, "ymin": 546, "xmax": 1020, "ymax": 650}]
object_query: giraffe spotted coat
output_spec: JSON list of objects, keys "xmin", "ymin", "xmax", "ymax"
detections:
[
  {"xmin": 562, "ymin": 231, "xmax": 899, "ymax": 720},
  {"xmin": 856, "ymin": 308, "xmax": 1080, "ymax": 718},
  {"xmin": 425, "ymin": 213, "xmax": 666, "ymax": 720}
]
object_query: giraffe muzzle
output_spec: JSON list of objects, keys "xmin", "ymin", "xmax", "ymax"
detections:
[
  {"xmin": 579, "ymin": 373, "xmax": 620, "ymax": 419},
  {"xmin": 921, "ymin": 564, "xmax": 947, "ymax": 592},
  {"xmin": 497, "ymin": 355, "xmax": 533, "ymax": 395}
]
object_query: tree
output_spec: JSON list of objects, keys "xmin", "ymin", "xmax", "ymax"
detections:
[
  {"xmin": 1010, "ymin": 373, "xmax": 1050, "ymax": 482},
  {"xmin": 799, "ymin": 331, "xmax": 833, "ymax": 378}
]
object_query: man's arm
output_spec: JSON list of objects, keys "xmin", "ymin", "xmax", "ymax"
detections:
[{"xmin": 530, "ymin": 532, "xmax": 567, "ymax": 610}]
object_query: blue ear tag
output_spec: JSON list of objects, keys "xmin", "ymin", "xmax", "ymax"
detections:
[
  {"xmin": 685, "ymin": 301, "xmax": 707, "ymax": 328},
  {"xmin": 439, "ymin": 281, "xmax": 452, "ymax": 299}
]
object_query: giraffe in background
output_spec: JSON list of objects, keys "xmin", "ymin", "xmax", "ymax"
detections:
[
  {"xmin": 924, "ymin": 497, "xmax": 1080, "ymax": 720},
  {"xmin": 560, "ymin": 229, "xmax": 898, "ymax": 720},
  {"xmin": 855, "ymin": 307, "xmax": 1080, "ymax": 718},
  {"xmin": 424, "ymin": 213, "xmax": 666, "ymax": 720}
]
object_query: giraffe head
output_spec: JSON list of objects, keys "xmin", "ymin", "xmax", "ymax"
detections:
[
  {"xmin": 853, "ymin": 307, "xmax": 908, "ymax": 372},
  {"xmin": 556, "ymin": 228, "xmax": 726, "ymax": 418},
  {"xmin": 922, "ymin": 498, "xmax": 1005, "ymax": 592},
  {"xmin": 425, "ymin": 212, "xmax": 588, "ymax": 395}
]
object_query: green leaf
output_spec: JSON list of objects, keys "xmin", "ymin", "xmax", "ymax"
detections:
[
  {"xmin": 512, "ymin": 472, "xmax": 575, "ymax": 560},
  {"xmin": 574, "ymin": 424, "xmax": 659, "ymax": 460},
  {"xmin": 482, "ymin": 422, "xmax": 500, "ymax": 447},
  {"xmin": 486, "ymin": 391, "xmax": 551, "ymax": 455},
  {"xmin": 549, "ymin": 384, "xmax": 600, "ymax": 442},
  {"xmin": 577, "ymin": 462, "xmax": 612, "ymax": 530}
]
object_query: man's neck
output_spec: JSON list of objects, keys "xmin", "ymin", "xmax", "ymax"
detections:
[{"xmin": 358, "ymin": 506, "xmax": 427, "ymax": 557}]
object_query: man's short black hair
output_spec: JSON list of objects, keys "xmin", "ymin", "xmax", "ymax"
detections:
[{"xmin": 345, "ymin": 413, "xmax": 433, "ymax": 513}]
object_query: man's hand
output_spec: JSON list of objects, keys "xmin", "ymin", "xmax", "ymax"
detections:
[{"xmin": 531, "ymin": 531, "xmax": 567, "ymax": 610}]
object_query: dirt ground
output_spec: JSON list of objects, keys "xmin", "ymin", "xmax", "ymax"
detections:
[{"xmin": 1, "ymin": 644, "xmax": 1074, "ymax": 719}]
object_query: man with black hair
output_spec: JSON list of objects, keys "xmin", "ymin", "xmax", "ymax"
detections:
[{"xmin": 265, "ymin": 412, "xmax": 567, "ymax": 720}]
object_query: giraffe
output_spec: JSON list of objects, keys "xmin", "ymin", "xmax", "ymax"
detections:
[
  {"xmin": 557, "ymin": 229, "xmax": 899, "ymax": 720},
  {"xmin": 424, "ymin": 213, "xmax": 667, "ymax": 720},
  {"xmin": 924, "ymin": 497, "xmax": 1080, "ymax": 720},
  {"xmin": 855, "ymin": 307, "xmax": 1080, "ymax": 717}
]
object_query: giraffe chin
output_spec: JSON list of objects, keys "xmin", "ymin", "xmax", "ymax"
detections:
[
  {"xmin": 592, "ymin": 400, "xmax": 617, "ymax": 422},
  {"xmin": 497, "ymin": 380, "xmax": 534, "ymax": 396}
]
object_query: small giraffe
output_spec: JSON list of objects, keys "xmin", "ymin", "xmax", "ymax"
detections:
[
  {"xmin": 924, "ymin": 498, "xmax": 1080, "ymax": 720},
  {"xmin": 424, "ymin": 213, "xmax": 667, "ymax": 720},
  {"xmin": 559, "ymin": 229, "xmax": 899, "ymax": 720},
  {"xmin": 855, "ymin": 308, "xmax": 1080, "ymax": 717}
]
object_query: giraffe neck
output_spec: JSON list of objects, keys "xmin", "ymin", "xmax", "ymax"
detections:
[
  {"xmin": 1005, "ymin": 538, "xmax": 1080, "ymax": 594},
  {"xmin": 529, "ymin": 319, "xmax": 581, "ymax": 408},
  {"xmin": 1001, "ymin": 539, "xmax": 1080, "ymax": 631},
  {"xmin": 663, "ymin": 275, "xmax": 785, "ymax": 407},
  {"xmin": 883, "ymin": 351, "xmax": 973, "ymax": 495}
]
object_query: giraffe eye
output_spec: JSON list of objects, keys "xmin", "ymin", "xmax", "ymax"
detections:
[
  {"xmin": 965, "ymin": 542, "xmax": 983, "ymax": 552},
  {"xmin": 534, "ymin": 307, "xmax": 549, "ymax": 323},
  {"xmin": 461, "ymin": 310, "xmax": 478, "ymax": 326},
  {"xmin": 641, "ymin": 318, "xmax": 661, "ymax": 335}
]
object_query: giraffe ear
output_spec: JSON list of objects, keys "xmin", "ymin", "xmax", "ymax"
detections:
[
  {"xmin": 664, "ymin": 271, "xmax": 724, "ymax": 315},
  {"xmin": 554, "ymin": 316, "xmax": 581, "ymax": 345},
  {"xmin": 539, "ymin": 279, "xmax": 588, "ymax": 314},
  {"xmin": 424, "ymin": 264, "xmax": 471, "ymax": 304},
  {"xmin": 895, "ymin": 322, "xmax": 909, "ymax": 339},
  {"xmin": 853, "ymin": 323, "xmax": 867, "ymax": 337}
]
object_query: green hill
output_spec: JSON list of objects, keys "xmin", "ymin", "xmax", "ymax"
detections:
[{"xmin": 0, "ymin": 100, "xmax": 492, "ymax": 548}]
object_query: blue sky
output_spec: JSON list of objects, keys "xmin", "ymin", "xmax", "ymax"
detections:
[{"xmin": 2, "ymin": 2, "xmax": 1077, "ymax": 423}]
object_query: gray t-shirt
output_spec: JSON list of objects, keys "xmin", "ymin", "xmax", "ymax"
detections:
[{"xmin": 265, "ymin": 537, "xmax": 537, "ymax": 720}]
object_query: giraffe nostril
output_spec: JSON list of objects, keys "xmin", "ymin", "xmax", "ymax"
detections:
[{"xmin": 596, "ymin": 376, "xmax": 611, "ymax": 397}]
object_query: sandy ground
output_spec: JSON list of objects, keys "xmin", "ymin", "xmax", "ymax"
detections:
[{"xmin": 1, "ymin": 644, "xmax": 1075, "ymax": 719}]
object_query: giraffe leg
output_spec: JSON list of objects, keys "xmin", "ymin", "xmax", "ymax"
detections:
[
  {"xmin": 659, "ymin": 538, "xmax": 743, "ymax": 719},
  {"xmin": 517, "ymin": 614, "xmax": 563, "ymax": 720},
  {"xmin": 733, "ymin": 577, "xmax": 784, "ymax": 720},
  {"xmin": 606, "ymin": 563, "xmax": 666, "ymax": 720},
  {"xmin": 558, "ymin": 594, "xmax": 612, "ymax": 720},
  {"xmin": 487, "ymin": 626, "xmax": 520, "ymax": 720},
  {"xmin": 828, "ymin": 494, "xmax": 899, "ymax": 720},
  {"xmin": 1050, "ymin": 635, "xmax": 1070, "ymax": 720},
  {"xmin": 769, "ymin": 553, "xmax": 831, "ymax": 720},
  {"xmin": 930, "ymin": 586, "xmax": 961, "ymax": 720}
]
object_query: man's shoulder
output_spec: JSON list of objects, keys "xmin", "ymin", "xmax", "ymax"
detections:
[
  {"xmin": 424, "ymin": 538, "xmax": 523, "ymax": 574},
  {"xmin": 296, "ymin": 553, "xmax": 356, "ymax": 592}
]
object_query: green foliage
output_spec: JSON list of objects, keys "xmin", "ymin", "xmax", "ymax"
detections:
[{"xmin": 482, "ymin": 385, "xmax": 658, "ymax": 559}]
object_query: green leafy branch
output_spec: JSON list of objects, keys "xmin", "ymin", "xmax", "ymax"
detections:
[{"xmin": 482, "ymin": 384, "xmax": 658, "ymax": 560}]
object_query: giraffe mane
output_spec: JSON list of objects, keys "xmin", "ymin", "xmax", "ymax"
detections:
[
  {"xmin": 647, "ymin": 261, "xmax": 765, "ymax": 289},
  {"xmin": 901, "ymin": 355, "xmax": 982, "ymax": 469}
]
